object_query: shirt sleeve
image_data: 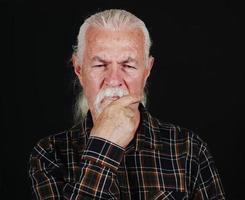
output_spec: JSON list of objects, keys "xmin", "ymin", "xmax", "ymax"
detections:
[
  {"xmin": 193, "ymin": 143, "xmax": 226, "ymax": 199},
  {"xmin": 29, "ymin": 136, "xmax": 125, "ymax": 200}
]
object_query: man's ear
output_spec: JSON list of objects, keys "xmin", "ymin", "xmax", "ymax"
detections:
[
  {"xmin": 72, "ymin": 54, "xmax": 83, "ymax": 85},
  {"xmin": 143, "ymin": 56, "xmax": 154, "ymax": 85}
]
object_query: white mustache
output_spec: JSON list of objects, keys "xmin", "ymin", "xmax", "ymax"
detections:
[{"xmin": 94, "ymin": 87, "xmax": 129, "ymax": 114}]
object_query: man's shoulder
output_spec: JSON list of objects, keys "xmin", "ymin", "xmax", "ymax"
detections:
[
  {"xmin": 147, "ymin": 114, "xmax": 207, "ymax": 149},
  {"xmin": 145, "ymin": 115, "xmax": 209, "ymax": 160},
  {"xmin": 32, "ymin": 124, "xmax": 84, "ymax": 153}
]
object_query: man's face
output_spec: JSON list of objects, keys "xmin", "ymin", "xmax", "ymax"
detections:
[{"xmin": 74, "ymin": 26, "xmax": 153, "ymax": 119}]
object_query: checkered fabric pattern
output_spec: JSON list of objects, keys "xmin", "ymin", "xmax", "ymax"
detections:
[{"xmin": 29, "ymin": 105, "xmax": 225, "ymax": 199}]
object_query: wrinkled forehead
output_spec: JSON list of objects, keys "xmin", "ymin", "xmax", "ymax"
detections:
[
  {"xmin": 83, "ymin": 26, "xmax": 145, "ymax": 61},
  {"xmin": 86, "ymin": 26, "xmax": 145, "ymax": 49}
]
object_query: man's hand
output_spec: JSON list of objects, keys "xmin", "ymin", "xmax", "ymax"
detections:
[{"xmin": 90, "ymin": 95, "xmax": 140, "ymax": 148}]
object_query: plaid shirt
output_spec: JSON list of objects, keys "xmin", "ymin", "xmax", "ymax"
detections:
[{"xmin": 29, "ymin": 105, "xmax": 225, "ymax": 199}]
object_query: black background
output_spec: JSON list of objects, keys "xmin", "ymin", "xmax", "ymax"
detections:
[{"xmin": 1, "ymin": 0, "xmax": 244, "ymax": 199}]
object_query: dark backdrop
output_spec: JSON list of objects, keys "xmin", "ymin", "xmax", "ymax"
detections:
[{"xmin": 2, "ymin": 0, "xmax": 244, "ymax": 199}]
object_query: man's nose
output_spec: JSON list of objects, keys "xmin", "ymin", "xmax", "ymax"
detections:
[{"xmin": 104, "ymin": 65, "xmax": 123, "ymax": 87}]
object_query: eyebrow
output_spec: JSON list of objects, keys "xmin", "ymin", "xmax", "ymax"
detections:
[
  {"xmin": 119, "ymin": 57, "xmax": 138, "ymax": 65},
  {"xmin": 91, "ymin": 56, "xmax": 107, "ymax": 63},
  {"xmin": 91, "ymin": 56, "xmax": 138, "ymax": 65}
]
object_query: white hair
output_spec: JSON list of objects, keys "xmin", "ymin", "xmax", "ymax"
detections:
[
  {"xmin": 72, "ymin": 9, "xmax": 152, "ymax": 124},
  {"xmin": 74, "ymin": 9, "xmax": 152, "ymax": 63}
]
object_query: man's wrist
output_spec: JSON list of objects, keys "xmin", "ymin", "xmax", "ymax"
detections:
[{"xmin": 81, "ymin": 136, "xmax": 125, "ymax": 172}]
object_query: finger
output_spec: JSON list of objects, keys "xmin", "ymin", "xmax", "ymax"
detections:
[
  {"xmin": 113, "ymin": 94, "xmax": 141, "ymax": 107},
  {"xmin": 124, "ymin": 108, "xmax": 135, "ymax": 118},
  {"xmin": 100, "ymin": 98, "xmax": 115, "ymax": 109}
]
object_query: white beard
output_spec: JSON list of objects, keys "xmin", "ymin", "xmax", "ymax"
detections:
[{"xmin": 94, "ymin": 87, "xmax": 129, "ymax": 116}]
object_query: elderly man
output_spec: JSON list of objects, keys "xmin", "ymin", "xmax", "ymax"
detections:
[{"xmin": 29, "ymin": 9, "xmax": 225, "ymax": 199}]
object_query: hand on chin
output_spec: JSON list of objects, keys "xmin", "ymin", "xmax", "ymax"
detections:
[
  {"xmin": 99, "ymin": 96, "xmax": 120, "ymax": 113},
  {"xmin": 97, "ymin": 95, "xmax": 140, "ymax": 118}
]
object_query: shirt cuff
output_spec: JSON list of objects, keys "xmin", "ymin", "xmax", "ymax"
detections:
[{"xmin": 81, "ymin": 136, "xmax": 125, "ymax": 172}]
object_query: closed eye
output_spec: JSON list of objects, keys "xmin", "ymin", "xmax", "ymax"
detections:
[
  {"xmin": 92, "ymin": 64, "xmax": 106, "ymax": 68},
  {"xmin": 123, "ymin": 64, "xmax": 137, "ymax": 69}
]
